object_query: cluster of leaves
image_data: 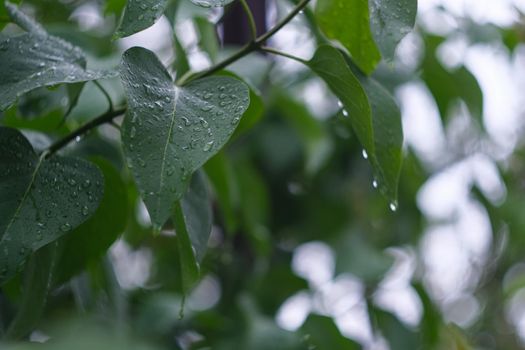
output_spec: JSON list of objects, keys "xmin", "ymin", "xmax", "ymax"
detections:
[{"xmin": 1, "ymin": 0, "xmax": 524, "ymax": 348}]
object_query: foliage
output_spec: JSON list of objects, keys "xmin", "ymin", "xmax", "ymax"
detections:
[{"xmin": 0, "ymin": 0, "xmax": 523, "ymax": 348}]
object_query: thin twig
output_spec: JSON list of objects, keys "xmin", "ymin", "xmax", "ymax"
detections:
[
  {"xmin": 259, "ymin": 46, "xmax": 308, "ymax": 64},
  {"xmin": 94, "ymin": 80, "xmax": 114, "ymax": 112},
  {"xmin": 240, "ymin": 0, "xmax": 257, "ymax": 41}
]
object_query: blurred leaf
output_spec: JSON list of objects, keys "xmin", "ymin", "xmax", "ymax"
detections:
[
  {"xmin": 0, "ymin": 4, "xmax": 116, "ymax": 111},
  {"xmin": 204, "ymin": 152, "xmax": 240, "ymax": 234},
  {"xmin": 119, "ymin": 47, "xmax": 249, "ymax": 229},
  {"xmin": 334, "ymin": 233, "xmax": 393, "ymax": 283},
  {"xmin": 0, "ymin": 127, "xmax": 103, "ymax": 284},
  {"xmin": 301, "ymin": 314, "xmax": 361, "ymax": 349},
  {"xmin": 422, "ymin": 36, "xmax": 483, "ymax": 125},
  {"xmin": 274, "ymin": 92, "xmax": 334, "ymax": 175},
  {"xmin": 315, "ymin": 0, "xmax": 381, "ymax": 74},
  {"xmin": 5, "ymin": 244, "xmax": 58, "ymax": 340},
  {"xmin": 195, "ymin": 16, "xmax": 220, "ymax": 62},
  {"xmin": 371, "ymin": 307, "xmax": 420, "ymax": 350},
  {"xmin": 55, "ymin": 158, "xmax": 128, "ymax": 283},
  {"xmin": 173, "ymin": 201, "xmax": 200, "ymax": 294},
  {"xmin": 369, "ymin": 0, "xmax": 417, "ymax": 60},
  {"xmin": 181, "ymin": 171, "xmax": 212, "ymax": 263},
  {"xmin": 173, "ymin": 34, "xmax": 191, "ymax": 79},
  {"xmin": 114, "ymin": 0, "xmax": 169, "ymax": 39}
]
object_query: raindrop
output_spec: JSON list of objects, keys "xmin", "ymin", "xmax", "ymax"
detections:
[
  {"xmin": 203, "ymin": 140, "xmax": 214, "ymax": 152},
  {"xmin": 389, "ymin": 202, "xmax": 398, "ymax": 212},
  {"xmin": 81, "ymin": 206, "xmax": 89, "ymax": 216},
  {"xmin": 231, "ymin": 117, "xmax": 240, "ymax": 125},
  {"xmin": 342, "ymin": 109, "xmax": 349, "ymax": 117},
  {"xmin": 75, "ymin": 136, "xmax": 81, "ymax": 142},
  {"xmin": 130, "ymin": 126, "xmax": 137, "ymax": 139},
  {"xmin": 362, "ymin": 149, "xmax": 368, "ymax": 159},
  {"xmin": 372, "ymin": 179, "xmax": 378, "ymax": 188},
  {"xmin": 60, "ymin": 223, "xmax": 72, "ymax": 232}
]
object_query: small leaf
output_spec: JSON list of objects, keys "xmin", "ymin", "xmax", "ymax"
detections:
[
  {"xmin": 180, "ymin": 171, "xmax": 212, "ymax": 263},
  {"xmin": 369, "ymin": 0, "xmax": 417, "ymax": 60},
  {"xmin": 55, "ymin": 158, "xmax": 128, "ymax": 283},
  {"xmin": 173, "ymin": 201, "xmax": 200, "ymax": 294},
  {"xmin": 307, "ymin": 46, "xmax": 374, "ymax": 157},
  {"xmin": 119, "ymin": 47, "xmax": 249, "ymax": 229},
  {"xmin": 190, "ymin": 0, "xmax": 236, "ymax": 8},
  {"xmin": 5, "ymin": 244, "xmax": 58, "ymax": 340},
  {"xmin": 0, "ymin": 127, "xmax": 104, "ymax": 284},
  {"xmin": 0, "ymin": 4, "xmax": 117, "ymax": 111},
  {"xmin": 315, "ymin": 0, "xmax": 381, "ymax": 74},
  {"xmin": 301, "ymin": 314, "xmax": 361, "ymax": 350},
  {"xmin": 114, "ymin": 0, "xmax": 169, "ymax": 39}
]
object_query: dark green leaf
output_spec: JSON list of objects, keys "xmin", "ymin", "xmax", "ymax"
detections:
[
  {"xmin": 301, "ymin": 314, "xmax": 361, "ymax": 349},
  {"xmin": 0, "ymin": 127, "xmax": 103, "ymax": 284},
  {"xmin": 315, "ymin": 0, "xmax": 381, "ymax": 74},
  {"xmin": 173, "ymin": 201, "xmax": 200, "ymax": 293},
  {"xmin": 371, "ymin": 307, "xmax": 420, "ymax": 350},
  {"xmin": 369, "ymin": 0, "xmax": 417, "ymax": 60},
  {"xmin": 181, "ymin": 171, "xmax": 212, "ymax": 263},
  {"xmin": 204, "ymin": 152, "xmax": 240, "ymax": 234},
  {"xmin": 119, "ymin": 47, "xmax": 249, "ymax": 229},
  {"xmin": 114, "ymin": 0, "xmax": 169, "ymax": 39},
  {"xmin": 55, "ymin": 158, "xmax": 128, "ymax": 283},
  {"xmin": 422, "ymin": 36, "xmax": 483, "ymax": 125},
  {"xmin": 190, "ymin": 0, "xmax": 236, "ymax": 8},
  {"xmin": 307, "ymin": 46, "xmax": 373, "ymax": 169},
  {"xmin": 358, "ymin": 76, "xmax": 404, "ymax": 204},
  {"xmin": 0, "ymin": 4, "xmax": 117, "ymax": 111},
  {"xmin": 5, "ymin": 244, "xmax": 58, "ymax": 340},
  {"xmin": 195, "ymin": 17, "xmax": 220, "ymax": 62}
]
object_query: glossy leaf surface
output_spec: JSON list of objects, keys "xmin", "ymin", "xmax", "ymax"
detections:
[
  {"xmin": 120, "ymin": 47, "xmax": 249, "ymax": 228},
  {"xmin": 0, "ymin": 127, "xmax": 103, "ymax": 284}
]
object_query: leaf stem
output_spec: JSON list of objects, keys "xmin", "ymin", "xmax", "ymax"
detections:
[
  {"xmin": 94, "ymin": 80, "xmax": 114, "ymax": 112},
  {"xmin": 260, "ymin": 46, "xmax": 308, "ymax": 64},
  {"xmin": 46, "ymin": 107, "xmax": 125, "ymax": 156},
  {"xmin": 181, "ymin": 0, "xmax": 311, "ymax": 84},
  {"xmin": 240, "ymin": 0, "xmax": 257, "ymax": 41},
  {"xmin": 46, "ymin": 0, "xmax": 311, "ymax": 153}
]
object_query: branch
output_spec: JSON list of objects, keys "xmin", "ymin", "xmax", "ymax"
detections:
[
  {"xmin": 181, "ymin": 0, "xmax": 311, "ymax": 84},
  {"xmin": 46, "ymin": 107, "xmax": 125, "ymax": 156},
  {"xmin": 240, "ymin": 0, "xmax": 257, "ymax": 41}
]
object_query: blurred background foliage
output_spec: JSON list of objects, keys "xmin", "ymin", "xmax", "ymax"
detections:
[{"xmin": 1, "ymin": 0, "xmax": 525, "ymax": 349}]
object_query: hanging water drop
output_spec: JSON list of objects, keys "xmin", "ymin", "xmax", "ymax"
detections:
[
  {"xmin": 362, "ymin": 149, "xmax": 368, "ymax": 159},
  {"xmin": 372, "ymin": 179, "xmax": 378, "ymax": 188},
  {"xmin": 342, "ymin": 109, "xmax": 348, "ymax": 117},
  {"xmin": 389, "ymin": 202, "xmax": 398, "ymax": 212}
]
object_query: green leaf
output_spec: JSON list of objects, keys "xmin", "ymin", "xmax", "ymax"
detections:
[
  {"xmin": 55, "ymin": 158, "xmax": 128, "ymax": 283},
  {"xmin": 204, "ymin": 152, "xmax": 240, "ymax": 234},
  {"xmin": 301, "ymin": 314, "xmax": 361, "ymax": 350},
  {"xmin": 5, "ymin": 244, "xmax": 58, "ymax": 340},
  {"xmin": 190, "ymin": 0, "xmax": 236, "ymax": 8},
  {"xmin": 114, "ymin": 0, "xmax": 169, "ymax": 39},
  {"xmin": 369, "ymin": 0, "xmax": 417, "ymax": 60},
  {"xmin": 180, "ymin": 171, "xmax": 212, "ymax": 263},
  {"xmin": 119, "ymin": 47, "xmax": 249, "ymax": 229},
  {"xmin": 0, "ymin": 4, "xmax": 117, "ymax": 111},
  {"xmin": 274, "ymin": 91, "xmax": 334, "ymax": 175},
  {"xmin": 357, "ymin": 74, "xmax": 404, "ymax": 204},
  {"xmin": 173, "ymin": 34, "xmax": 191, "ymax": 79},
  {"xmin": 315, "ymin": 0, "xmax": 381, "ymax": 74},
  {"xmin": 307, "ymin": 45, "xmax": 374, "ymax": 163},
  {"xmin": 422, "ymin": 36, "xmax": 483, "ymax": 125},
  {"xmin": 0, "ymin": 127, "xmax": 104, "ymax": 284},
  {"xmin": 194, "ymin": 17, "xmax": 220, "ymax": 62},
  {"xmin": 173, "ymin": 201, "xmax": 200, "ymax": 294},
  {"xmin": 371, "ymin": 307, "xmax": 421, "ymax": 350}
]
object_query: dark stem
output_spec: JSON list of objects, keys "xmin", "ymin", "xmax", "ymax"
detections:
[{"xmin": 46, "ymin": 107, "xmax": 125, "ymax": 156}]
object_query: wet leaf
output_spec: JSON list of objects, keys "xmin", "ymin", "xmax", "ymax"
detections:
[
  {"xmin": 114, "ymin": 0, "xmax": 169, "ymax": 39},
  {"xmin": 119, "ymin": 47, "xmax": 249, "ymax": 229},
  {"xmin": 0, "ymin": 3, "xmax": 116, "ymax": 111},
  {"xmin": 190, "ymin": 0, "xmax": 236, "ymax": 8},
  {"xmin": 315, "ymin": 0, "xmax": 381, "ymax": 74},
  {"xmin": 0, "ymin": 127, "xmax": 103, "ymax": 284}
]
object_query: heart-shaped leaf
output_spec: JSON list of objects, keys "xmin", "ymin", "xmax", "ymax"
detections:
[
  {"xmin": 114, "ymin": 0, "xmax": 169, "ymax": 39},
  {"xmin": 315, "ymin": 0, "xmax": 381, "ymax": 74},
  {"xmin": 119, "ymin": 47, "xmax": 249, "ymax": 229},
  {"xmin": 0, "ymin": 127, "xmax": 104, "ymax": 284},
  {"xmin": 0, "ymin": 3, "xmax": 117, "ymax": 111},
  {"xmin": 190, "ymin": 0, "xmax": 236, "ymax": 8},
  {"xmin": 369, "ymin": 0, "xmax": 417, "ymax": 61}
]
